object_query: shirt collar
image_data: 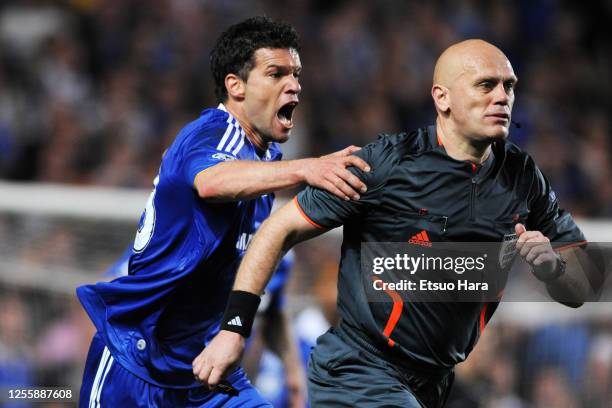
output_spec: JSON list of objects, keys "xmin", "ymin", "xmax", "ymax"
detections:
[
  {"xmin": 218, "ymin": 103, "xmax": 273, "ymax": 160},
  {"xmin": 427, "ymin": 124, "xmax": 496, "ymax": 176},
  {"xmin": 218, "ymin": 103, "xmax": 242, "ymax": 131}
]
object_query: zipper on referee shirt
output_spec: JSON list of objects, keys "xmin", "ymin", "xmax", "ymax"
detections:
[
  {"xmin": 469, "ymin": 162, "xmax": 479, "ymax": 222},
  {"xmin": 469, "ymin": 178, "xmax": 477, "ymax": 221}
]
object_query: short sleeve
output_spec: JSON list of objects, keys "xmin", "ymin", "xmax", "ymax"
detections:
[
  {"xmin": 527, "ymin": 163, "xmax": 587, "ymax": 247},
  {"xmin": 296, "ymin": 135, "xmax": 399, "ymax": 229},
  {"xmin": 182, "ymin": 127, "xmax": 241, "ymax": 185}
]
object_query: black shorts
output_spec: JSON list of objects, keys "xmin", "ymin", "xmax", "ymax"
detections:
[{"xmin": 307, "ymin": 326, "xmax": 454, "ymax": 408}]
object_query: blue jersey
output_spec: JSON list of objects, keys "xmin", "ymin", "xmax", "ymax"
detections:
[
  {"xmin": 77, "ymin": 105, "xmax": 282, "ymax": 388},
  {"xmin": 104, "ymin": 247, "xmax": 133, "ymax": 278},
  {"xmin": 106, "ymin": 250, "xmax": 293, "ymax": 314}
]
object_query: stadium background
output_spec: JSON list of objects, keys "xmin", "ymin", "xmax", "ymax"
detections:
[{"xmin": 0, "ymin": 0, "xmax": 610, "ymax": 407}]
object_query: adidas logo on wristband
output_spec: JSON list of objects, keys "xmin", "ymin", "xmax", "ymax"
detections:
[
  {"xmin": 227, "ymin": 316, "xmax": 243, "ymax": 327},
  {"xmin": 221, "ymin": 290, "xmax": 261, "ymax": 337}
]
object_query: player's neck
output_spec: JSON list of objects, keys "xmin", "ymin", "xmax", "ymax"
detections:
[
  {"xmin": 436, "ymin": 119, "xmax": 491, "ymax": 164},
  {"xmin": 223, "ymin": 102, "xmax": 268, "ymax": 153}
]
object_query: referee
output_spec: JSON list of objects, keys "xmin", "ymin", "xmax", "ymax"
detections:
[{"xmin": 195, "ymin": 40, "xmax": 603, "ymax": 407}]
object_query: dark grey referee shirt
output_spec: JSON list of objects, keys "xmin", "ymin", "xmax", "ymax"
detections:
[{"xmin": 295, "ymin": 125, "xmax": 585, "ymax": 369}]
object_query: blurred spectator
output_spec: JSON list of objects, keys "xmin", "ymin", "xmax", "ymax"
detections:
[
  {"xmin": 0, "ymin": 293, "xmax": 34, "ymax": 407},
  {"xmin": 531, "ymin": 367, "xmax": 579, "ymax": 408},
  {"xmin": 581, "ymin": 334, "xmax": 612, "ymax": 408},
  {"xmin": 293, "ymin": 251, "xmax": 340, "ymax": 370},
  {"xmin": 34, "ymin": 297, "xmax": 95, "ymax": 388},
  {"xmin": 524, "ymin": 324, "xmax": 590, "ymax": 386},
  {"xmin": 483, "ymin": 354, "xmax": 526, "ymax": 408}
]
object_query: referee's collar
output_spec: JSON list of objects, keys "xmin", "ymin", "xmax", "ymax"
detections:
[{"xmin": 428, "ymin": 125, "xmax": 496, "ymax": 177}]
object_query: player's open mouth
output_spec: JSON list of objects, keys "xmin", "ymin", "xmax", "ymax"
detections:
[{"xmin": 277, "ymin": 102, "xmax": 298, "ymax": 129}]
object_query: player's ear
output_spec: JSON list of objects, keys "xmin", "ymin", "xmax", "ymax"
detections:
[
  {"xmin": 225, "ymin": 74, "xmax": 246, "ymax": 101},
  {"xmin": 432, "ymin": 84, "xmax": 450, "ymax": 113}
]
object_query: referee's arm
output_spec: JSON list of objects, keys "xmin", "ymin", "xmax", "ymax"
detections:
[
  {"xmin": 515, "ymin": 223, "xmax": 604, "ymax": 307},
  {"xmin": 546, "ymin": 245, "xmax": 604, "ymax": 307}
]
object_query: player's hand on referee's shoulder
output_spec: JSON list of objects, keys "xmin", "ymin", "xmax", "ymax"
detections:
[
  {"xmin": 515, "ymin": 223, "xmax": 561, "ymax": 282},
  {"xmin": 299, "ymin": 145, "xmax": 370, "ymax": 201},
  {"xmin": 192, "ymin": 330, "xmax": 245, "ymax": 390}
]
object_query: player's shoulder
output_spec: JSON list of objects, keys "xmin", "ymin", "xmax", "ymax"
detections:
[
  {"xmin": 160, "ymin": 107, "xmax": 237, "ymax": 178},
  {"xmin": 178, "ymin": 107, "xmax": 232, "ymax": 143},
  {"xmin": 349, "ymin": 132, "xmax": 414, "ymax": 187},
  {"xmin": 359, "ymin": 127, "xmax": 432, "ymax": 163},
  {"xmin": 380, "ymin": 126, "xmax": 438, "ymax": 154},
  {"xmin": 494, "ymin": 139, "xmax": 537, "ymax": 174}
]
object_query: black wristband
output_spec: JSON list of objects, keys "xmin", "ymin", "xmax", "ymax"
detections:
[
  {"xmin": 540, "ymin": 252, "xmax": 567, "ymax": 283},
  {"xmin": 220, "ymin": 290, "xmax": 261, "ymax": 337}
]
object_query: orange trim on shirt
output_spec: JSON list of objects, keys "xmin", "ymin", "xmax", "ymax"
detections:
[
  {"xmin": 292, "ymin": 196, "xmax": 325, "ymax": 229},
  {"xmin": 372, "ymin": 276, "xmax": 404, "ymax": 347},
  {"xmin": 554, "ymin": 240, "xmax": 588, "ymax": 252},
  {"xmin": 479, "ymin": 303, "xmax": 489, "ymax": 334}
]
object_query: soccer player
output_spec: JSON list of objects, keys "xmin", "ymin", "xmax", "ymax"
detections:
[
  {"xmin": 194, "ymin": 39, "xmax": 604, "ymax": 407},
  {"xmin": 76, "ymin": 16, "xmax": 369, "ymax": 407}
]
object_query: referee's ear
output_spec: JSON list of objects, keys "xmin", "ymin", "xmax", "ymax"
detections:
[
  {"xmin": 432, "ymin": 84, "xmax": 450, "ymax": 114},
  {"xmin": 225, "ymin": 74, "xmax": 246, "ymax": 101}
]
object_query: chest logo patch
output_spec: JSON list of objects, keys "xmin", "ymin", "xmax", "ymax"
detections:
[
  {"xmin": 408, "ymin": 230, "xmax": 432, "ymax": 247},
  {"xmin": 212, "ymin": 152, "xmax": 236, "ymax": 161}
]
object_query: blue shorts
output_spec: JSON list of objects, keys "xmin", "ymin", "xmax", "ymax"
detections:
[{"xmin": 79, "ymin": 333, "xmax": 271, "ymax": 407}]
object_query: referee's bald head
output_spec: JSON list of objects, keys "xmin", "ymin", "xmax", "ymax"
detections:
[{"xmin": 433, "ymin": 39, "xmax": 511, "ymax": 87}]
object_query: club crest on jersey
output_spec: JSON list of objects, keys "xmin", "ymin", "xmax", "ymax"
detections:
[
  {"xmin": 499, "ymin": 233, "xmax": 518, "ymax": 270},
  {"xmin": 212, "ymin": 152, "xmax": 236, "ymax": 161}
]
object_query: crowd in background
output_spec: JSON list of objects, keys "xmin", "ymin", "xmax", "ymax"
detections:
[
  {"xmin": 0, "ymin": 0, "xmax": 611, "ymax": 214},
  {"xmin": 0, "ymin": 0, "xmax": 611, "ymax": 407}
]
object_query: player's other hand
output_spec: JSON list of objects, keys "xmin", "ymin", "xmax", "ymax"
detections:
[
  {"xmin": 300, "ymin": 145, "xmax": 370, "ymax": 201},
  {"xmin": 515, "ymin": 223, "xmax": 559, "ymax": 281},
  {"xmin": 192, "ymin": 330, "xmax": 244, "ymax": 390}
]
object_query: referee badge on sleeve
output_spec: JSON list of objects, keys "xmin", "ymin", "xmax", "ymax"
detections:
[{"xmin": 498, "ymin": 233, "xmax": 518, "ymax": 270}]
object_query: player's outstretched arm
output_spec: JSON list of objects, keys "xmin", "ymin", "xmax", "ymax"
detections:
[
  {"xmin": 192, "ymin": 200, "xmax": 326, "ymax": 389},
  {"xmin": 515, "ymin": 223, "xmax": 601, "ymax": 307},
  {"xmin": 195, "ymin": 145, "xmax": 370, "ymax": 202}
]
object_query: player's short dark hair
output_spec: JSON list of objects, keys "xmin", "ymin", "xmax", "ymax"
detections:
[{"xmin": 210, "ymin": 16, "xmax": 300, "ymax": 102}]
